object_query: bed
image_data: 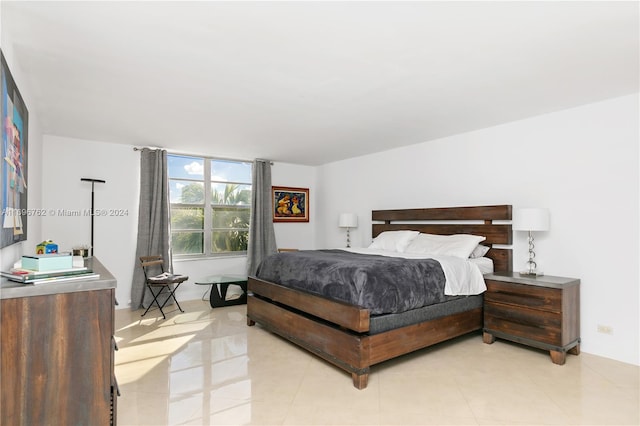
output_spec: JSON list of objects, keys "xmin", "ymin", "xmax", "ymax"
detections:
[{"xmin": 246, "ymin": 205, "xmax": 512, "ymax": 389}]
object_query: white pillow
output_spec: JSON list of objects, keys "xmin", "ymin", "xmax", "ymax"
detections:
[
  {"xmin": 469, "ymin": 244, "xmax": 490, "ymax": 259},
  {"xmin": 368, "ymin": 230, "xmax": 420, "ymax": 253},
  {"xmin": 404, "ymin": 233, "xmax": 486, "ymax": 259}
]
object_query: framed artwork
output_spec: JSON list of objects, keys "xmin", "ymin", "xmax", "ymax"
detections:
[
  {"xmin": 272, "ymin": 186, "xmax": 309, "ymax": 222},
  {"xmin": 1, "ymin": 50, "xmax": 29, "ymax": 248}
]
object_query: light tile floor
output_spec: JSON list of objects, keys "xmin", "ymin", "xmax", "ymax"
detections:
[{"xmin": 115, "ymin": 300, "xmax": 639, "ymax": 426}]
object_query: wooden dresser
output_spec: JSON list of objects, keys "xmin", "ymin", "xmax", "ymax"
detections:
[
  {"xmin": 482, "ymin": 271, "xmax": 580, "ymax": 364},
  {"xmin": 0, "ymin": 258, "xmax": 118, "ymax": 425}
]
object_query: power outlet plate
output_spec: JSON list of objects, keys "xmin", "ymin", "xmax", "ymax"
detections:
[{"xmin": 597, "ymin": 324, "xmax": 613, "ymax": 335}]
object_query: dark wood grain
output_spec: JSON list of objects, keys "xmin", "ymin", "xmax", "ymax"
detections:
[
  {"xmin": 248, "ymin": 295, "xmax": 370, "ymax": 371},
  {"xmin": 483, "ymin": 275, "xmax": 580, "ymax": 364},
  {"xmin": 249, "ymin": 277, "xmax": 370, "ymax": 332},
  {"xmin": 372, "ymin": 205, "xmax": 512, "ymax": 222},
  {"xmin": 367, "ymin": 308, "xmax": 482, "ymax": 365},
  {"xmin": 1, "ymin": 289, "xmax": 114, "ymax": 425},
  {"xmin": 247, "ymin": 205, "xmax": 508, "ymax": 388},
  {"xmin": 484, "ymin": 303, "xmax": 562, "ymax": 346},
  {"xmin": 485, "ymin": 280, "xmax": 562, "ymax": 312},
  {"xmin": 248, "ymin": 294, "xmax": 482, "ymax": 389}
]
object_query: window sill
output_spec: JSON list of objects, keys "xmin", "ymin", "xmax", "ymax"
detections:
[{"xmin": 173, "ymin": 253, "xmax": 247, "ymax": 263}]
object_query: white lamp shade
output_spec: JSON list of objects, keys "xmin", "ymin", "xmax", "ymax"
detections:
[
  {"xmin": 338, "ymin": 213, "xmax": 358, "ymax": 228},
  {"xmin": 513, "ymin": 208, "xmax": 550, "ymax": 231}
]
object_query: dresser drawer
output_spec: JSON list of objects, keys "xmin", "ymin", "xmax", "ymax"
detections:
[
  {"xmin": 485, "ymin": 280, "xmax": 561, "ymax": 312},
  {"xmin": 485, "ymin": 301, "xmax": 562, "ymax": 346}
]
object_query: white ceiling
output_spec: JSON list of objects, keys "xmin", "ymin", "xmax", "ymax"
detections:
[{"xmin": 1, "ymin": 1, "xmax": 638, "ymax": 166}]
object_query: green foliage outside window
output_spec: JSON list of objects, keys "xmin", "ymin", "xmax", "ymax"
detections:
[{"xmin": 171, "ymin": 206, "xmax": 204, "ymax": 255}]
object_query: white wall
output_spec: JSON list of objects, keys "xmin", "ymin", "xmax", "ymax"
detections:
[
  {"xmin": 41, "ymin": 136, "xmax": 140, "ymax": 306},
  {"xmin": 40, "ymin": 136, "xmax": 317, "ymax": 306},
  {"xmin": 316, "ymin": 94, "xmax": 639, "ymax": 366}
]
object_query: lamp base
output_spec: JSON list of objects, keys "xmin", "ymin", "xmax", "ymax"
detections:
[
  {"xmin": 519, "ymin": 257, "xmax": 543, "ymax": 277},
  {"xmin": 519, "ymin": 270, "xmax": 545, "ymax": 277}
]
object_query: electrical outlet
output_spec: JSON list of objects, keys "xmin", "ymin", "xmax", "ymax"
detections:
[{"xmin": 597, "ymin": 324, "xmax": 613, "ymax": 335}]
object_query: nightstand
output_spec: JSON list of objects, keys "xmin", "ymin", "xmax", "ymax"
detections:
[{"xmin": 483, "ymin": 272, "xmax": 580, "ymax": 365}]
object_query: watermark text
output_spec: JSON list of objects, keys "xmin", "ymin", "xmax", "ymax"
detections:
[{"xmin": 2, "ymin": 208, "xmax": 129, "ymax": 217}]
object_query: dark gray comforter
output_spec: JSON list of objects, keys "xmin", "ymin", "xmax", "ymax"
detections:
[{"xmin": 255, "ymin": 249, "xmax": 455, "ymax": 315}]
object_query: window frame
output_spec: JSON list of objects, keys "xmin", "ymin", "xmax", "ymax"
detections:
[{"xmin": 168, "ymin": 154, "xmax": 251, "ymax": 259}]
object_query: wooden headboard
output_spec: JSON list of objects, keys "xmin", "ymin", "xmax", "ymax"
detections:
[{"xmin": 372, "ymin": 205, "xmax": 512, "ymax": 272}]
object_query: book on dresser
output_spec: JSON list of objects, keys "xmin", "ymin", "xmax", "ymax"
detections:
[{"xmin": 1, "ymin": 267, "xmax": 99, "ymax": 284}]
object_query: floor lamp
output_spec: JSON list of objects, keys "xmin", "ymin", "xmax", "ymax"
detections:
[{"xmin": 81, "ymin": 178, "xmax": 106, "ymax": 257}]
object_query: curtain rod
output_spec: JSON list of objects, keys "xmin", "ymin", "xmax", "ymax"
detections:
[
  {"xmin": 255, "ymin": 158, "xmax": 274, "ymax": 165},
  {"xmin": 133, "ymin": 146, "xmax": 160, "ymax": 151},
  {"xmin": 132, "ymin": 146, "xmax": 273, "ymax": 165}
]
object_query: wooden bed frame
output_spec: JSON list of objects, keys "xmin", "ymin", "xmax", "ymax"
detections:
[{"xmin": 247, "ymin": 205, "xmax": 512, "ymax": 389}]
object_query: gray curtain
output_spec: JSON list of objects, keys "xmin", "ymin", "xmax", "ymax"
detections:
[
  {"xmin": 131, "ymin": 148, "xmax": 173, "ymax": 309},
  {"xmin": 246, "ymin": 160, "xmax": 277, "ymax": 276}
]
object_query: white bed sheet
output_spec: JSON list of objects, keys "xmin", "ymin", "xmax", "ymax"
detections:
[
  {"xmin": 343, "ymin": 248, "xmax": 488, "ymax": 296},
  {"xmin": 469, "ymin": 256, "xmax": 494, "ymax": 274}
]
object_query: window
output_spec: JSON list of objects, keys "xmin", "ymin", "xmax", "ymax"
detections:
[{"xmin": 168, "ymin": 154, "xmax": 252, "ymax": 257}]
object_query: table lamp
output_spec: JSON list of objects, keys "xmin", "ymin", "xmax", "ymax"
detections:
[
  {"xmin": 513, "ymin": 208, "xmax": 550, "ymax": 276},
  {"xmin": 338, "ymin": 213, "xmax": 358, "ymax": 248}
]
